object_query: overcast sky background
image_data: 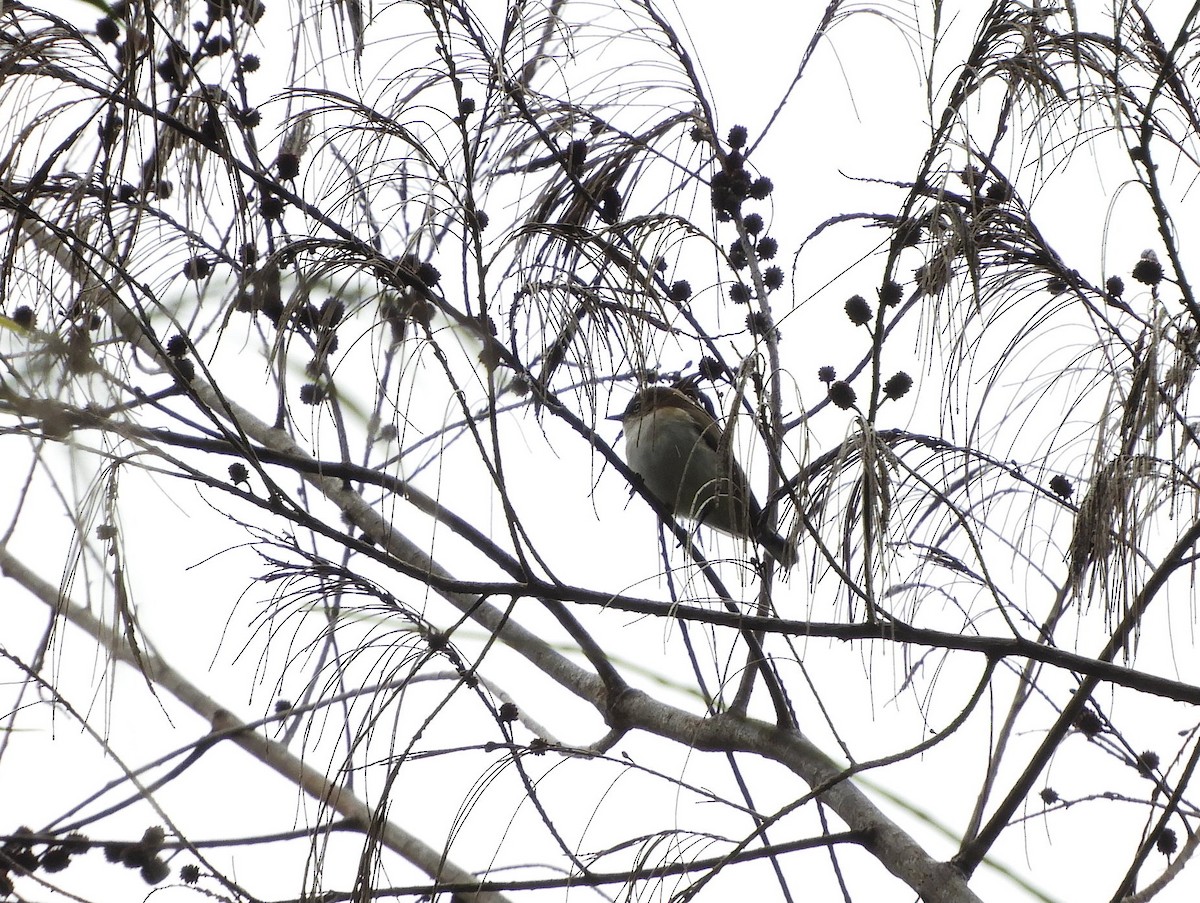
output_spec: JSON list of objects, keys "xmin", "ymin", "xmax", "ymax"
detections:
[{"xmin": 10, "ymin": 2, "xmax": 1199, "ymax": 901}]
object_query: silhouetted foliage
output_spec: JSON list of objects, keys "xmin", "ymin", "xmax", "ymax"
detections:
[{"xmin": 3, "ymin": 3, "xmax": 1200, "ymax": 902}]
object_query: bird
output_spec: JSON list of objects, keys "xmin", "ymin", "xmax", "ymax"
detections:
[{"xmin": 611, "ymin": 383, "xmax": 797, "ymax": 568}]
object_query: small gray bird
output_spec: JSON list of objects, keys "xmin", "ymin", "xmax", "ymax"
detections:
[{"xmin": 612, "ymin": 385, "xmax": 796, "ymax": 568}]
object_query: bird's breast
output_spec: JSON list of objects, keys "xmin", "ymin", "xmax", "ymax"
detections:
[{"xmin": 624, "ymin": 411, "xmax": 722, "ymax": 513}]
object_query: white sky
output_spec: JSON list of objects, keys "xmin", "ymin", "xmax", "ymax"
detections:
[{"xmin": 14, "ymin": 2, "xmax": 1200, "ymax": 901}]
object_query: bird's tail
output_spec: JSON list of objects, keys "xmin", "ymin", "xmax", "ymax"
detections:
[{"xmin": 760, "ymin": 529, "xmax": 798, "ymax": 570}]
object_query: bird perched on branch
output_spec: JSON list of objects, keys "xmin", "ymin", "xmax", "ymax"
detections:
[{"xmin": 611, "ymin": 383, "xmax": 796, "ymax": 569}]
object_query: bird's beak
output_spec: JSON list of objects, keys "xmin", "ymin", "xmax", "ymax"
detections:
[{"xmin": 606, "ymin": 412, "xmax": 625, "ymax": 422}]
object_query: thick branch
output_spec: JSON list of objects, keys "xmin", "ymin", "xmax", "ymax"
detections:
[{"xmin": 0, "ymin": 548, "xmax": 513, "ymax": 903}]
